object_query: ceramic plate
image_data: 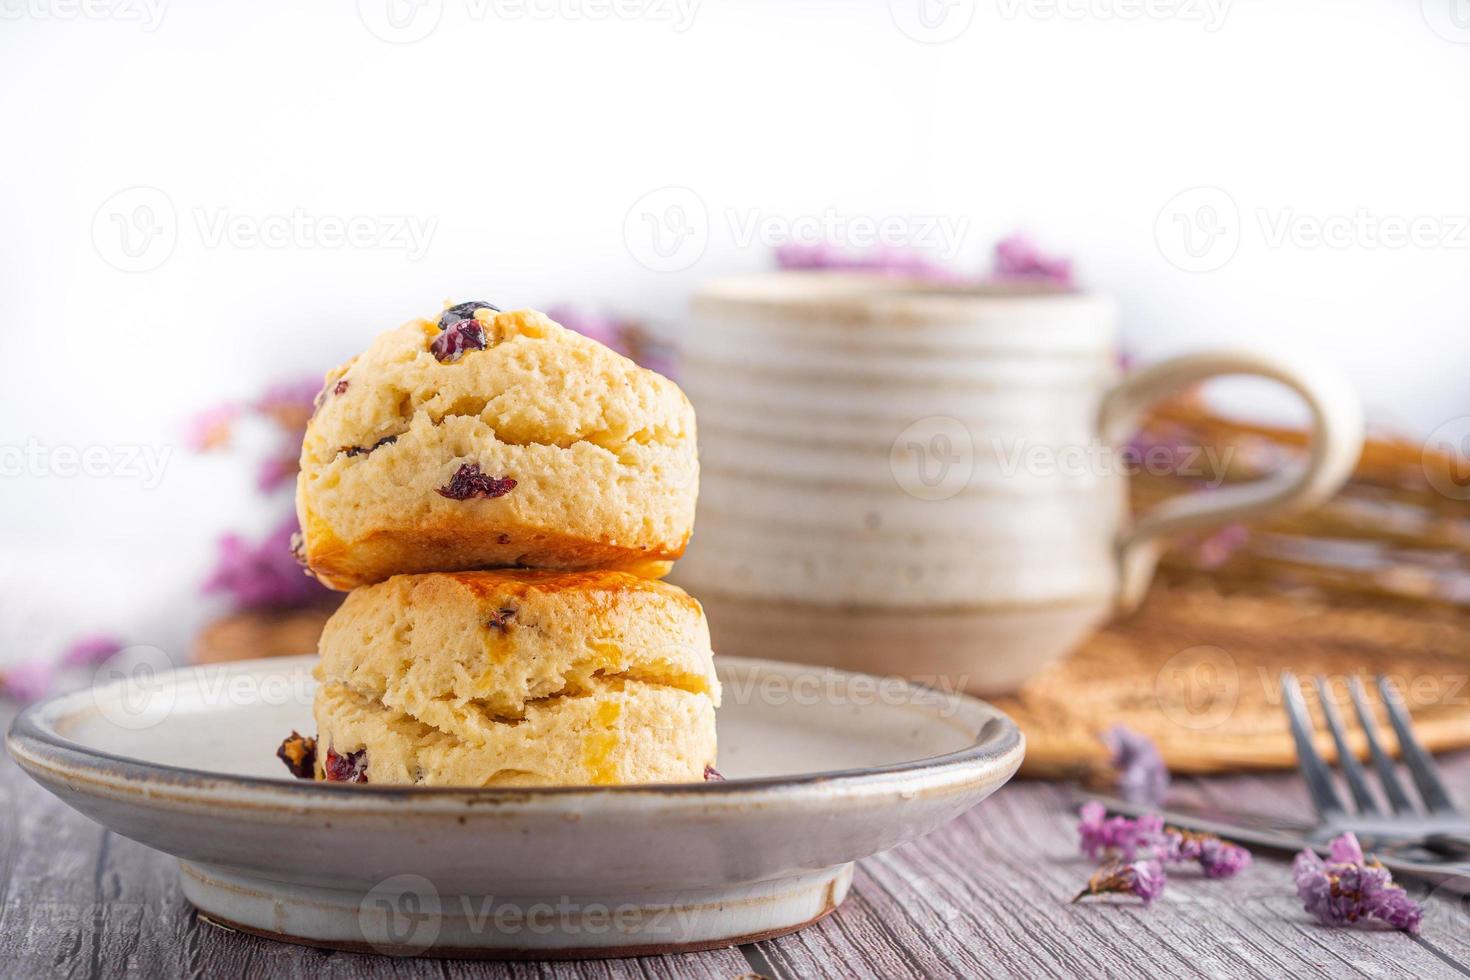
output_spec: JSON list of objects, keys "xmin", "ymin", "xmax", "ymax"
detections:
[{"xmin": 7, "ymin": 654, "xmax": 1023, "ymax": 958}]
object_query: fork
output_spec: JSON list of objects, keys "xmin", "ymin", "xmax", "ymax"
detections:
[{"xmin": 1281, "ymin": 671, "xmax": 1470, "ymax": 860}]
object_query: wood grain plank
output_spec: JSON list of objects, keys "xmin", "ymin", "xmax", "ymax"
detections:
[
  {"xmin": 6, "ymin": 699, "xmax": 1470, "ymax": 979},
  {"xmin": 0, "ymin": 732, "xmax": 749, "ymax": 980},
  {"xmin": 757, "ymin": 775, "xmax": 1469, "ymax": 980}
]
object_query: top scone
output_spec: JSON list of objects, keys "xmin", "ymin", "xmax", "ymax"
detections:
[{"xmin": 296, "ymin": 302, "xmax": 699, "ymax": 590}]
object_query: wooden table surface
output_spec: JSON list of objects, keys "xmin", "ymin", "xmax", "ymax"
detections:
[{"xmin": 5, "ymin": 705, "xmax": 1470, "ymax": 980}]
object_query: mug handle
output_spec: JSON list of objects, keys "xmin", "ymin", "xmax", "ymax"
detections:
[{"xmin": 1098, "ymin": 350, "xmax": 1365, "ymax": 613}]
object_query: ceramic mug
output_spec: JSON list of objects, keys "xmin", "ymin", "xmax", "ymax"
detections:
[{"xmin": 673, "ymin": 273, "xmax": 1364, "ymax": 695}]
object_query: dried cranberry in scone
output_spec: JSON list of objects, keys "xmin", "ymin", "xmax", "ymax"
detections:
[
  {"xmin": 437, "ymin": 300, "xmax": 500, "ymax": 330},
  {"xmin": 343, "ymin": 435, "xmax": 398, "ymax": 458},
  {"xmin": 436, "ymin": 463, "xmax": 516, "ymax": 500},
  {"xmin": 430, "ymin": 319, "xmax": 488, "ymax": 362},
  {"xmin": 275, "ymin": 731, "xmax": 317, "ymax": 780},
  {"xmin": 324, "ymin": 747, "xmax": 368, "ymax": 783}
]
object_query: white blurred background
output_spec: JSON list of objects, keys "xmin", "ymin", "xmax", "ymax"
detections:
[{"xmin": 2, "ymin": 0, "xmax": 1468, "ymax": 664}]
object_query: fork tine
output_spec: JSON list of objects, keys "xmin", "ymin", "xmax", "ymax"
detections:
[
  {"xmin": 1281, "ymin": 672, "xmax": 1345, "ymax": 817},
  {"xmin": 1313, "ymin": 676, "xmax": 1379, "ymax": 815},
  {"xmin": 1348, "ymin": 676, "xmax": 1415, "ymax": 814},
  {"xmin": 1377, "ymin": 676, "xmax": 1458, "ymax": 815}
]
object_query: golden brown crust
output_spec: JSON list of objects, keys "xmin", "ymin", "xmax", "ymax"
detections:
[
  {"xmin": 295, "ymin": 307, "xmax": 698, "ymax": 591},
  {"xmin": 302, "ymin": 516, "xmax": 684, "ymax": 592}
]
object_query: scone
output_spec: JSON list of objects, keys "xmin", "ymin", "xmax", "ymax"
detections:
[
  {"xmin": 295, "ymin": 302, "xmax": 699, "ymax": 590},
  {"xmin": 295, "ymin": 569, "xmax": 720, "ymax": 786}
]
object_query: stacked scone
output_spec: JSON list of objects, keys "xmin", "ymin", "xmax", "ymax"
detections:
[{"xmin": 275, "ymin": 302, "xmax": 719, "ymax": 787}]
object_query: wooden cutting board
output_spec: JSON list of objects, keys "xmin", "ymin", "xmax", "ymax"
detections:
[{"xmin": 992, "ymin": 574, "xmax": 1470, "ymax": 777}]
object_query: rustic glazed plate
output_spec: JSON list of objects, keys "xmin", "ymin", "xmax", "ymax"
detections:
[{"xmin": 7, "ymin": 654, "xmax": 1023, "ymax": 958}]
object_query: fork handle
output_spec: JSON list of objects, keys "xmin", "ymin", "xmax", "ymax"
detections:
[{"xmin": 1423, "ymin": 832, "xmax": 1470, "ymax": 861}]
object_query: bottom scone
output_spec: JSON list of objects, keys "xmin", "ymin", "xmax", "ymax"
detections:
[{"xmin": 277, "ymin": 569, "xmax": 721, "ymax": 787}]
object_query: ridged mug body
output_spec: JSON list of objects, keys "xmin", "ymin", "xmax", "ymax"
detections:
[{"xmin": 674, "ymin": 273, "xmax": 1124, "ymax": 695}]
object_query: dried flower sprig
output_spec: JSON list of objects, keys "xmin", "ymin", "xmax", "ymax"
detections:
[
  {"xmin": 1074, "ymin": 801, "xmax": 1252, "ymax": 906},
  {"xmin": 1079, "ymin": 801, "xmax": 1166, "ymax": 861},
  {"xmin": 1, "ymin": 633, "xmax": 128, "ymax": 704},
  {"xmin": 1101, "ymin": 724, "xmax": 1170, "ymax": 807},
  {"xmin": 1170, "ymin": 828, "xmax": 1254, "ymax": 879},
  {"xmin": 1292, "ymin": 833, "xmax": 1423, "ymax": 934},
  {"xmin": 59, "ymin": 633, "xmax": 124, "ymax": 668},
  {"xmin": 1078, "ymin": 801, "xmax": 1252, "ymax": 879},
  {"xmin": 774, "ymin": 242, "xmax": 965, "ymax": 282},
  {"xmin": 1073, "ymin": 859, "xmax": 1167, "ymax": 906},
  {"xmin": 0, "ymin": 660, "xmax": 56, "ymax": 703},
  {"xmin": 993, "ymin": 233, "xmax": 1073, "ymax": 285},
  {"xmin": 183, "ymin": 403, "xmax": 239, "ymax": 452},
  {"xmin": 772, "ymin": 233, "xmax": 1075, "ymax": 289},
  {"xmin": 202, "ymin": 517, "xmax": 331, "ymax": 612}
]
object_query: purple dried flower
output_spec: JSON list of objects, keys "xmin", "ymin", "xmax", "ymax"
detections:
[
  {"xmin": 1292, "ymin": 832, "xmax": 1423, "ymax": 934},
  {"xmin": 436, "ymin": 463, "xmax": 516, "ymax": 501},
  {"xmin": 774, "ymin": 242, "xmax": 962, "ymax": 281},
  {"xmin": 1078, "ymin": 800, "xmax": 1167, "ymax": 861},
  {"xmin": 184, "ymin": 403, "xmax": 239, "ymax": 452},
  {"xmin": 993, "ymin": 233, "xmax": 1073, "ymax": 285},
  {"xmin": 1101, "ymin": 724, "xmax": 1170, "ymax": 807},
  {"xmin": 1193, "ymin": 522, "xmax": 1250, "ymax": 569},
  {"xmin": 1174, "ymin": 830, "xmax": 1253, "ymax": 879},
  {"xmin": 1329, "ymin": 832, "xmax": 1365, "ymax": 864},
  {"xmin": 0, "ymin": 659, "xmax": 56, "ymax": 703},
  {"xmin": 253, "ymin": 378, "xmax": 319, "ymax": 436},
  {"xmin": 1074, "ymin": 859, "xmax": 1166, "ymax": 906},
  {"xmin": 202, "ymin": 518, "xmax": 331, "ymax": 611},
  {"xmin": 430, "ymin": 319, "xmax": 488, "ymax": 362},
  {"xmin": 59, "ymin": 633, "xmax": 124, "ymax": 668},
  {"xmin": 1078, "ymin": 803, "xmax": 1251, "ymax": 882},
  {"xmin": 255, "ymin": 454, "xmax": 299, "ymax": 492}
]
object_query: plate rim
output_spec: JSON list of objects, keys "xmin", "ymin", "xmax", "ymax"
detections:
[{"xmin": 6, "ymin": 653, "xmax": 1024, "ymax": 810}]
